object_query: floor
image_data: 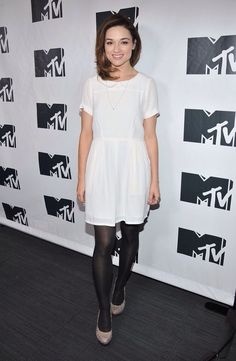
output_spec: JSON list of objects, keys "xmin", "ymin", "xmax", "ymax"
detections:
[{"xmin": 0, "ymin": 224, "xmax": 235, "ymax": 361}]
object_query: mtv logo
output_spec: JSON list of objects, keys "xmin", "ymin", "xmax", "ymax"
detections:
[
  {"xmin": 31, "ymin": 0, "xmax": 63, "ymax": 22},
  {"xmin": 44, "ymin": 195, "xmax": 75, "ymax": 222},
  {"xmin": 0, "ymin": 78, "xmax": 14, "ymax": 102},
  {"xmin": 2, "ymin": 203, "xmax": 28, "ymax": 226},
  {"xmin": 0, "ymin": 27, "xmax": 9, "ymax": 53},
  {"xmin": 96, "ymin": 6, "xmax": 139, "ymax": 30},
  {"xmin": 180, "ymin": 173, "xmax": 233, "ymax": 210},
  {"xmin": 184, "ymin": 109, "xmax": 236, "ymax": 147},
  {"xmin": 34, "ymin": 48, "xmax": 65, "ymax": 77},
  {"xmin": 37, "ymin": 103, "xmax": 67, "ymax": 130},
  {"xmin": 0, "ymin": 167, "xmax": 20, "ymax": 189},
  {"xmin": 0, "ymin": 124, "xmax": 16, "ymax": 147},
  {"xmin": 38, "ymin": 152, "xmax": 71, "ymax": 179},
  {"xmin": 177, "ymin": 228, "xmax": 226, "ymax": 266},
  {"xmin": 187, "ymin": 35, "xmax": 236, "ymax": 74}
]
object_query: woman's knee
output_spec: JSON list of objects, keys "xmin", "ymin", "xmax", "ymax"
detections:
[
  {"xmin": 120, "ymin": 221, "xmax": 140, "ymax": 242},
  {"xmin": 94, "ymin": 225, "xmax": 116, "ymax": 256}
]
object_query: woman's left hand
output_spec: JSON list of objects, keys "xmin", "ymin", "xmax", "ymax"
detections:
[{"xmin": 147, "ymin": 182, "xmax": 161, "ymax": 205}]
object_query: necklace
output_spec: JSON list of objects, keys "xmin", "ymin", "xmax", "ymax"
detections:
[
  {"xmin": 106, "ymin": 80, "xmax": 129, "ymax": 111},
  {"xmin": 97, "ymin": 73, "xmax": 139, "ymax": 110}
]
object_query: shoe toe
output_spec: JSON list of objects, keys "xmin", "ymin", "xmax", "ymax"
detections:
[{"xmin": 96, "ymin": 327, "xmax": 112, "ymax": 345}]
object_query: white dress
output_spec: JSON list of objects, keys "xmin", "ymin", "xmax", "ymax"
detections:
[{"xmin": 80, "ymin": 72, "xmax": 159, "ymax": 226}]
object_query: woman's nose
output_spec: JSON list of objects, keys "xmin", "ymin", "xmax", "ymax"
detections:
[{"xmin": 113, "ymin": 42, "xmax": 120, "ymax": 52}]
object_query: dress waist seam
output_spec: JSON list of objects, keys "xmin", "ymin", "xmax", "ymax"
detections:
[{"xmin": 93, "ymin": 137, "xmax": 144, "ymax": 142}]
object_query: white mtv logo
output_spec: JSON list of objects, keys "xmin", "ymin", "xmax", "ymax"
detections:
[
  {"xmin": 206, "ymin": 41, "xmax": 236, "ymax": 74},
  {"xmin": 47, "ymin": 110, "xmax": 67, "ymax": 130},
  {"xmin": 57, "ymin": 204, "xmax": 74, "ymax": 222},
  {"xmin": 193, "ymin": 243, "xmax": 225, "ymax": 264},
  {"xmin": 50, "ymin": 160, "xmax": 71, "ymax": 178},
  {"xmin": 45, "ymin": 54, "xmax": 65, "ymax": 77},
  {"xmin": 13, "ymin": 211, "xmax": 28, "ymax": 225},
  {"xmin": 0, "ymin": 31, "xmax": 9, "ymax": 52},
  {"xmin": 0, "ymin": 81, "xmax": 13, "ymax": 101},
  {"xmin": 41, "ymin": 0, "xmax": 62, "ymax": 20},
  {"xmin": 197, "ymin": 185, "xmax": 233, "ymax": 209},
  {"xmin": 201, "ymin": 112, "xmax": 236, "ymax": 146},
  {"xmin": 0, "ymin": 130, "xmax": 16, "ymax": 147},
  {"xmin": 5, "ymin": 173, "xmax": 20, "ymax": 189}
]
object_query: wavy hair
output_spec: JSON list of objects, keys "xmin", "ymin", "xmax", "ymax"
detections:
[{"xmin": 95, "ymin": 14, "xmax": 141, "ymax": 80}]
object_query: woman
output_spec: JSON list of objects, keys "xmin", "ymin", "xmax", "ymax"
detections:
[{"xmin": 77, "ymin": 13, "xmax": 160, "ymax": 345}]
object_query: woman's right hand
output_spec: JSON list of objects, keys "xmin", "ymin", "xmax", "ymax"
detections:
[{"xmin": 77, "ymin": 181, "xmax": 85, "ymax": 204}]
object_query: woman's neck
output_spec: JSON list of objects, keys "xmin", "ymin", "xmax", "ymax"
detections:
[{"xmin": 110, "ymin": 66, "xmax": 138, "ymax": 81}]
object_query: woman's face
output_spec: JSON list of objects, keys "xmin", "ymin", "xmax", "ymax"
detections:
[{"xmin": 104, "ymin": 26, "xmax": 135, "ymax": 69}]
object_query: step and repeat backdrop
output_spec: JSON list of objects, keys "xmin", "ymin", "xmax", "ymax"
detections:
[{"xmin": 1, "ymin": 0, "xmax": 236, "ymax": 305}]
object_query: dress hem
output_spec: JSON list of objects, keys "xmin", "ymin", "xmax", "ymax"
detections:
[{"xmin": 85, "ymin": 216, "xmax": 148, "ymax": 227}]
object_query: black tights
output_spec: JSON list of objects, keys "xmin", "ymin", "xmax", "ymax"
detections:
[{"xmin": 92, "ymin": 221, "xmax": 140, "ymax": 331}]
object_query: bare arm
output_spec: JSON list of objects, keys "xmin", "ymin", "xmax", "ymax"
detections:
[
  {"xmin": 144, "ymin": 115, "xmax": 160, "ymax": 205},
  {"xmin": 77, "ymin": 110, "xmax": 93, "ymax": 203}
]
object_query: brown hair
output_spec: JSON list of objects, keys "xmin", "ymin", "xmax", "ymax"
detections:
[{"xmin": 95, "ymin": 14, "xmax": 142, "ymax": 80}]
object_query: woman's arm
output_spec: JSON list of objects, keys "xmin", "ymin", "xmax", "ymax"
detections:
[
  {"xmin": 77, "ymin": 110, "xmax": 93, "ymax": 203},
  {"xmin": 144, "ymin": 115, "xmax": 160, "ymax": 205}
]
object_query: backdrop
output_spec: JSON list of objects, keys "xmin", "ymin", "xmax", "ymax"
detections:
[{"xmin": 1, "ymin": 0, "xmax": 235, "ymax": 305}]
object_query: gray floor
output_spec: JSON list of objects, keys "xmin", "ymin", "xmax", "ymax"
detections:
[{"xmin": 0, "ymin": 224, "xmax": 235, "ymax": 361}]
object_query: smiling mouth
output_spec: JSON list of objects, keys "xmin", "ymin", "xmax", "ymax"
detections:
[{"xmin": 112, "ymin": 54, "xmax": 123, "ymax": 59}]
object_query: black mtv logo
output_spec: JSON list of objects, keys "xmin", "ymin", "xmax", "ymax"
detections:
[
  {"xmin": 180, "ymin": 173, "xmax": 233, "ymax": 211},
  {"xmin": 0, "ymin": 27, "xmax": 9, "ymax": 53},
  {"xmin": 38, "ymin": 152, "xmax": 71, "ymax": 179},
  {"xmin": 187, "ymin": 35, "xmax": 236, "ymax": 74},
  {"xmin": 2, "ymin": 203, "xmax": 28, "ymax": 226},
  {"xmin": 184, "ymin": 110, "xmax": 236, "ymax": 147},
  {"xmin": 37, "ymin": 103, "xmax": 67, "ymax": 130},
  {"xmin": 0, "ymin": 124, "xmax": 16, "ymax": 147},
  {"xmin": 34, "ymin": 48, "xmax": 65, "ymax": 77},
  {"xmin": 44, "ymin": 195, "xmax": 75, "ymax": 222},
  {"xmin": 0, "ymin": 167, "xmax": 20, "ymax": 189},
  {"xmin": 177, "ymin": 228, "xmax": 226, "ymax": 266},
  {"xmin": 96, "ymin": 7, "xmax": 139, "ymax": 30},
  {"xmin": 0, "ymin": 78, "xmax": 14, "ymax": 102},
  {"xmin": 112, "ymin": 229, "xmax": 138, "ymax": 263},
  {"xmin": 31, "ymin": 0, "xmax": 63, "ymax": 22}
]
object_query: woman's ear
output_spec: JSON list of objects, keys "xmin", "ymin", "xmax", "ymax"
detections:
[{"xmin": 132, "ymin": 40, "xmax": 137, "ymax": 50}]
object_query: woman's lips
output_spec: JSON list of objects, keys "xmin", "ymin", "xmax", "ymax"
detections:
[{"xmin": 112, "ymin": 54, "xmax": 123, "ymax": 59}]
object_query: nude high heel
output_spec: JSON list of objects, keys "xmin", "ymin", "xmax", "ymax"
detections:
[
  {"xmin": 96, "ymin": 311, "xmax": 112, "ymax": 345},
  {"xmin": 111, "ymin": 288, "xmax": 126, "ymax": 316}
]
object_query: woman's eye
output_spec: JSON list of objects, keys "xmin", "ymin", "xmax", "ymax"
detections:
[
  {"xmin": 121, "ymin": 41, "xmax": 128, "ymax": 45},
  {"xmin": 105, "ymin": 41, "xmax": 113, "ymax": 46}
]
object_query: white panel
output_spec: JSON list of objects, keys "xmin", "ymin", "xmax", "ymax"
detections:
[{"xmin": 0, "ymin": 0, "xmax": 235, "ymax": 306}]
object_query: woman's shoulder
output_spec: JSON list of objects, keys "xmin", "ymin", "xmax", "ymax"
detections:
[
  {"xmin": 83, "ymin": 74, "xmax": 98, "ymax": 85},
  {"xmin": 134, "ymin": 72, "xmax": 157, "ymax": 94},
  {"xmin": 80, "ymin": 75, "xmax": 100, "ymax": 94},
  {"xmin": 137, "ymin": 72, "xmax": 156, "ymax": 84}
]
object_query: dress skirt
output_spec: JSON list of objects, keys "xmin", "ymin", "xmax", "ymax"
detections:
[{"xmin": 85, "ymin": 137, "xmax": 151, "ymax": 226}]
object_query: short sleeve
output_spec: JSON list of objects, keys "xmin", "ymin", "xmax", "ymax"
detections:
[
  {"xmin": 80, "ymin": 78, "xmax": 93, "ymax": 116},
  {"xmin": 142, "ymin": 78, "xmax": 160, "ymax": 119}
]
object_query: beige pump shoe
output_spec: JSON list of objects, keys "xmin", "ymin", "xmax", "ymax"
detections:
[
  {"xmin": 96, "ymin": 311, "xmax": 112, "ymax": 345},
  {"xmin": 111, "ymin": 288, "xmax": 126, "ymax": 316}
]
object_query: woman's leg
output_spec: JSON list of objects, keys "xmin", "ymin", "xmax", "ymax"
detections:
[
  {"xmin": 92, "ymin": 225, "xmax": 116, "ymax": 331},
  {"xmin": 112, "ymin": 221, "xmax": 140, "ymax": 305}
]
